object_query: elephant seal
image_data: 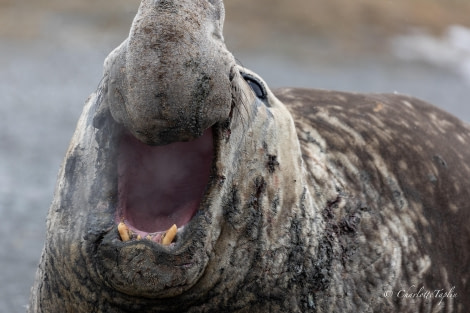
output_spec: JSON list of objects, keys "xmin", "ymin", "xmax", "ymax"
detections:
[{"xmin": 29, "ymin": 0, "xmax": 470, "ymax": 312}]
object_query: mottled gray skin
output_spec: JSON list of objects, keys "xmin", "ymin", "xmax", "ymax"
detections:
[{"xmin": 29, "ymin": 0, "xmax": 470, "ymax": 312}]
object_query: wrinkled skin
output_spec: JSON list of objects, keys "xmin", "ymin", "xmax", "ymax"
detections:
[{"xmin": 29, "ymin": 0, "xmax": 470, "ymax": 312}]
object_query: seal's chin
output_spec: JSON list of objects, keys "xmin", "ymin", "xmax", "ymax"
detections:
[{"xmin": 115, "ymin": 128, "xmax": 214, "ymax": 245}]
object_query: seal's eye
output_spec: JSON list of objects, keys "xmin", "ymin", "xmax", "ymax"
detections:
[{"xmin": 241, "ymin": 73, "xmax": 267, "ymax": 100}]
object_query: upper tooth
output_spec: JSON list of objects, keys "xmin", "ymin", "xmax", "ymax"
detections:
[{"xmin": 162, "ymin": 224, "xmax": 178, "ymax": 245}]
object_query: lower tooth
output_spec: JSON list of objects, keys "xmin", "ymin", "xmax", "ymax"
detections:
[
  {"xmin": 118, "ymin": 223, "xmax": 178, "ymax": 244},
  {"xmin": 162, "ymin": 224, "xmax": 178, "ymax": 245},
  {"xmin": 118, "ymin": 222, "xmax": 130, "ymax": 242}
]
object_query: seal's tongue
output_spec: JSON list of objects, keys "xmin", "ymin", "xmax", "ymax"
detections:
[{"xmin": 117, "ymin": 128, "xmax": 213, "ymax": 235}]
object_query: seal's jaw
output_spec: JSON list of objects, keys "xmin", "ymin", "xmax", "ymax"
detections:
[
  {"xmin": 94, "ymin": 121, "xmax": 223, "ymax": 299},
  {"xmin": 92, "ymin": 69, "xmax": 255, "ymax": 300}
]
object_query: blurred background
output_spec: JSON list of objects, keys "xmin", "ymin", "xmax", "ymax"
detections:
[{"xmin": 1, "ymin": 0, "xmax": 469, "ymax": 311}]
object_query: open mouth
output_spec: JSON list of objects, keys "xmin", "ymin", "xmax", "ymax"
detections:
[{"xmin": 115, "ymin": 127, "xmax": 214, "ymax": 246}]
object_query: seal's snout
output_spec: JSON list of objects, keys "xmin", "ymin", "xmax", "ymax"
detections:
[{"xmin": 104, "ymin": 0, "xmax": 234, "ymax": 146}]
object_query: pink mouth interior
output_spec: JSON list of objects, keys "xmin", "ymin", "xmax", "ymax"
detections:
[{"xmin": 117, "ymin": 129, "xmax": 213, "ymax": 236}]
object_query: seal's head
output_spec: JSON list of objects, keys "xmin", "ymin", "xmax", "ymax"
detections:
[
  {"xmin": 30, "ymin": 0, "xmax": 309, "ymax": 311},
  {"xmin": 106, "ymin": 0, "xmax": 234, "ymax": 145},
  {"xmin": 81, "ymin": 0, "xmax": 303, "ymax": 306}
]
